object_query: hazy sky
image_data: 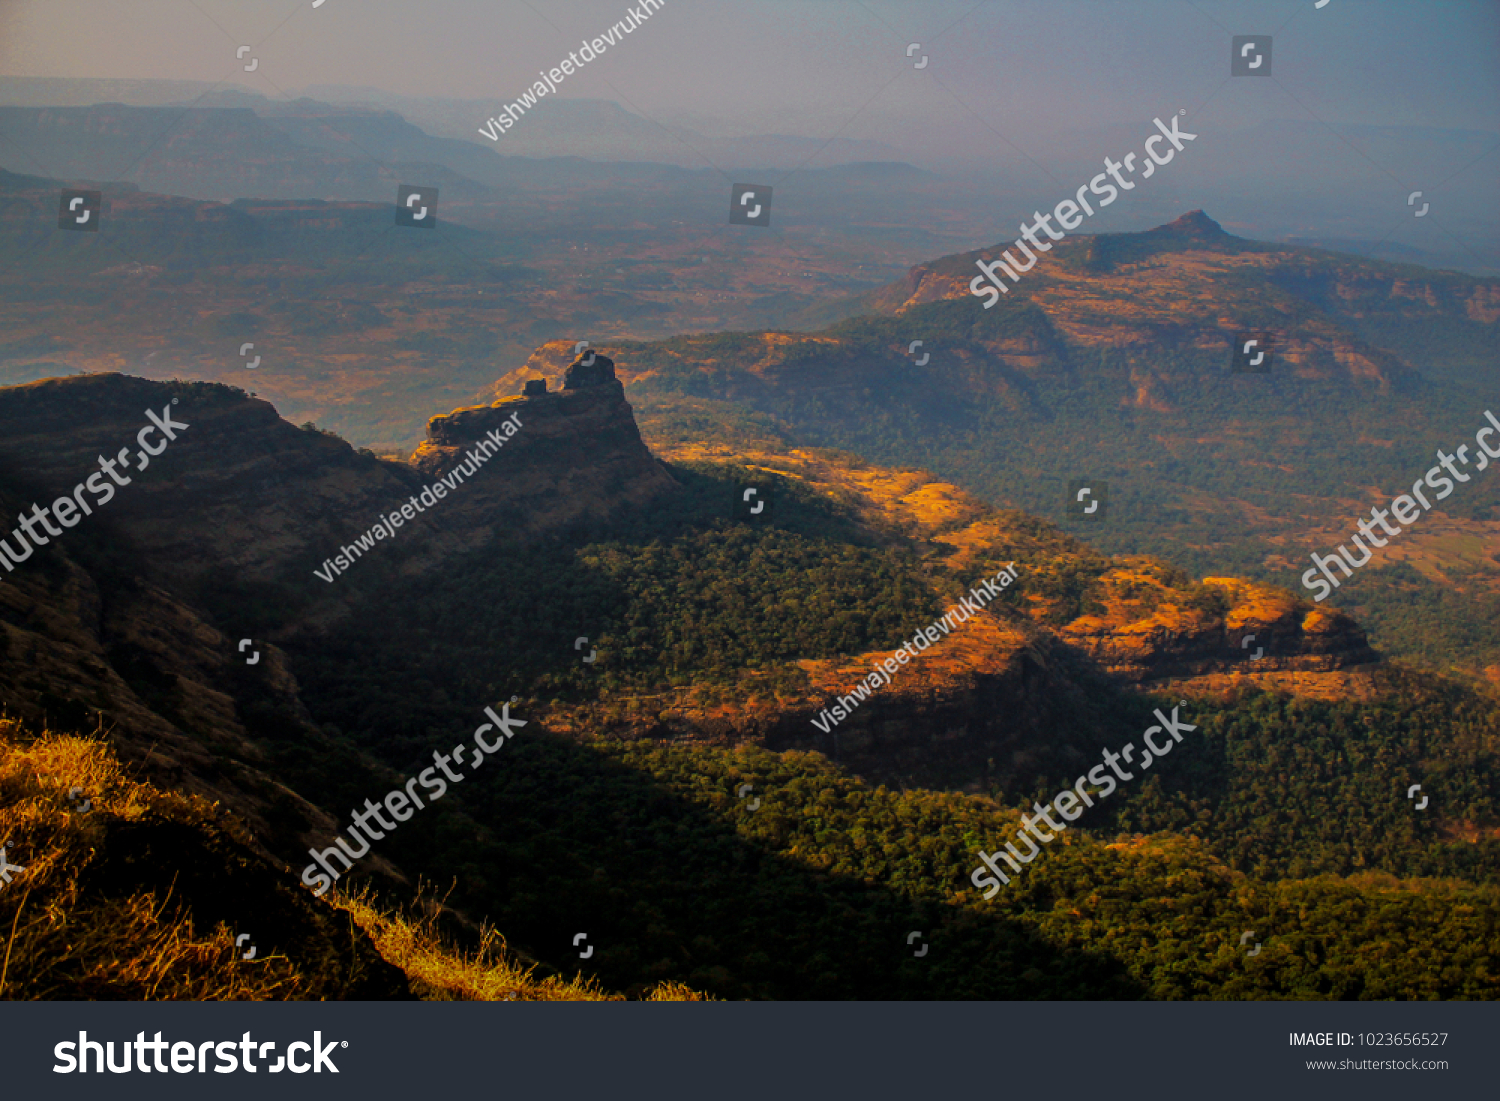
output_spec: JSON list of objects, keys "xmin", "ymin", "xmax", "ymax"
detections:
[{"xmin": 3, "ymin": 0, "xmax": 1496, "ymax": 148}]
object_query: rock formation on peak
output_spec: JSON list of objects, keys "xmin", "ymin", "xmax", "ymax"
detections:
[
  {"xmin": 0, "ymin": 370, "xmax": 676, "ymax": 597},
  {"xmin": 409, "ymin": 372, "xmax": 676, "ymax": 544},
  {"xmin": 563, "ymin": 350, "xmax": 617, "ymax": 390}
]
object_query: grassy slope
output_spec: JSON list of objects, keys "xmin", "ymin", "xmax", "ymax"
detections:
[
  {"xmin": 0, "ymin": 716, "xmax": 699, "ymax": 1000},
  {"xmin": 274, "ymin": 414, "xmax": 1500, "ymax": 999}
]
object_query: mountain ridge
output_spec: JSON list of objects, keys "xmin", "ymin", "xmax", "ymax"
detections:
[{"xmin": 1, "ymin": 361, "xmax": 1495, "ymax": 1001}]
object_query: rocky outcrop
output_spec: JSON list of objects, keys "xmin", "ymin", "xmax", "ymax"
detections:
[
  {"xmin": 493, "ymin": 340, "xmax": 643, "ymax": 399},
  {"xmin": 410, "ymin": 354, "xmax": 677, "ymax": 542},
  {"xmin": 0, "ymin": 368, "xmax": 674, "ymax": 753},
  {"xmin": 0, "ymin": 367, "xmax": 679, "ymax": 883},
  {"xmin": 563, "ymin": 350, "xmax": 617, "ymax": 389},
  {"xmin": 1055, "ymin": 574, "xmax": 1377, "ymax": 681},
  {"xmin": 0, "ymin": 371, "xmax": 676, "ymax": 592}
]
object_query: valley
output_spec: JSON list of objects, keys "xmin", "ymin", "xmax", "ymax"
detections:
[
  {"xmin": 0, "ymin": 362, "xmax": 1495, "ymax": 999},
  {"xmin": 0, "ymin": 67, "xmax": 1497, "ymax": 1006}
]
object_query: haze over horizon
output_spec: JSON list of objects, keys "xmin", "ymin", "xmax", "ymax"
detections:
[
  {"xmin": 4, "ymin": 0, "xmax": 1496, "ymax": 135},
  {"xmin": 2, "ymin": 0, "xmax": 1497, "ymax": 270}
]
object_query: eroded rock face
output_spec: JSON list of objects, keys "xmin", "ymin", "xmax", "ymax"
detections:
[
  {"xmin": 409, "ymin": 372, "xmax": 677, "ymax": 543},
  {"xmin": 563, "ymin": 351, "xmax": 617, "ymax": 390},
  {"xmin": 0, "ymin": 371, "xmax": 677, "ymax": 591},
  {"xmin": 1056, "ymin": 575, "xmax": 1378, "ymax": 681}
]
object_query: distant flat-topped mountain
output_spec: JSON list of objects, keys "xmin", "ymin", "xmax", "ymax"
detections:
[
  {"xmin": 503, "ymin": 215, "xmax": 1499, "ymax": 674},
  {"xmin": 877, "ymin": 211, "xmax": 1496, "ymax": 379},
  {"xmin": 0, "ymin": 103, "xmax": 498, "ymax": 203},
  {"xmin": 509, "ymin": 212, "xmax": 1495, "ymax": 405}
]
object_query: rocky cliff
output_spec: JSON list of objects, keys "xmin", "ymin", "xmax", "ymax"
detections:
[
  {"xmin": 411, "ymin": 352, "xmax": 676, "ymax": 546},
  {"xmin": 0, "ymin": 367, "xmax": 678, "ymax": 864},
  {"xmin": 0, "ymin": 369, "xmax": 674, "ymax": 595}
]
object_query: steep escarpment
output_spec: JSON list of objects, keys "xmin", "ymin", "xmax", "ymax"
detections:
[
  {"xmin": 0, "ymin": 369, "xmax": 675, "ymax": 595},
  {"xmin": 412, "ymin": 351, "xmax": 677, "ymax": 544},
  {"xmin": 0, "ymin": 368, "xmax": 678, "ymax": 869}
]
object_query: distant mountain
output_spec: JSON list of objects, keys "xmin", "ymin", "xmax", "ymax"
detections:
[
  {"xmin": 525, "ymin": 213, "xmax": 1500, "ymax": 674},
  {"xmin": 0, "ymin": 98, "xmax": 942, "ymax": 230},
  {"xmin": 0, "ymin": 75, "xmax": 235, "ymax": 107},
  {"xmin": 4, "ymin": 78, "xmax": 1494, "ymax": 276},
  {"xmin": 873, "ymin": 210, "xmax": 1496, "ymax": 391},
  {"xmin": 0, "ymin": 103, "xmax": 496, "ymax": 204},
  {"xmin": 0, "ymin": 76, "xmax": 907, "ymax": 170},
  {"xmin": 296, "ymin": 85, "xmax": 908, "ymax": 169}
]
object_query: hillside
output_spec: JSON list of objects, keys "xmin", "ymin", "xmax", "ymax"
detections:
[
  {"xmin": 2, "ymin": 365, "xmax": 1497, "ymax": 999},
  {"xmin": 0, "ymin": 714, "xmax": 698, "ymax": 1000},
  {"xmin": 495, "ymin": 214, "xmax": 1500, "ymax": 677}
]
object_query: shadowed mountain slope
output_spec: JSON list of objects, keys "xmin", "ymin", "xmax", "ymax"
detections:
[{"xmin": 1, "ymin": 364, "xmax": 1497, "ymax": 1000}]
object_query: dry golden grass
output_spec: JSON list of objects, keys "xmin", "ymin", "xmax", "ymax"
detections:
[
  {"xmin": 332, "ymin": 884, "xmax": 708, "ymax": 1001},
  {"xmin": 0, "ymin": 717, "xmax": 305, "ymax": 999},
  {"xmin": 1149, "ymin": 667, "xmax": 1385, "ymax": 705},
  {"xmin": 0, "ymin": 716, "xmax": 708, "ymax": 1001}
]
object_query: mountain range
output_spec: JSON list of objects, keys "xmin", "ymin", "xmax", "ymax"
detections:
[
  {"xmin": 0, "ymin": 351, "xmax": 1496, "ymax": 999},
  {"xmin": 1, "ymin": 83, "xmax": 1497, "ymax": 1000},
  {"xmin": 498, "ymin": 211, "xmax": 1500, "ymax": 678}
]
